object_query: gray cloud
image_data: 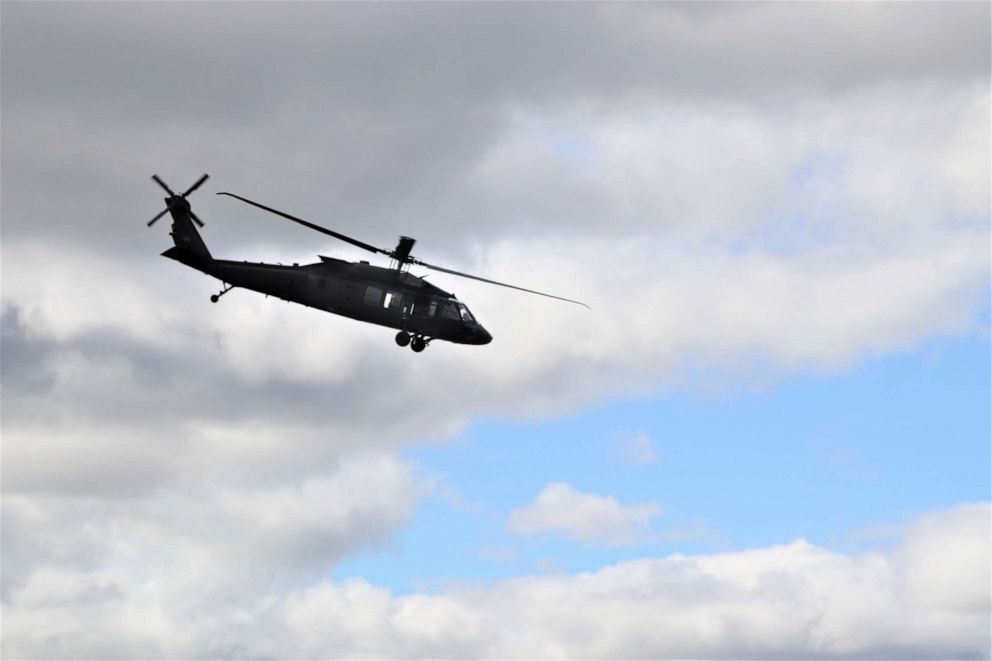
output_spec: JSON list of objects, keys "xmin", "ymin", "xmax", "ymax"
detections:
[
  {"xmin": 2, "ymin": 2, "xmax": 988, "ymax": 249},
  {"xmin": 1, "ymin": 451, "xmax": 419, "ymax": 609}
]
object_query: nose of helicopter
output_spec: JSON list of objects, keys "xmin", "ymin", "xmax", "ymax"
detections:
[{"xmin": 473, "ymin": 325, "xmax": 493, "ymax": 345}]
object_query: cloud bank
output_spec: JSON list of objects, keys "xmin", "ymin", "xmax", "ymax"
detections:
[{"xmin": 3, "ymin": 502, "xmax": 988, "ymax": 658}]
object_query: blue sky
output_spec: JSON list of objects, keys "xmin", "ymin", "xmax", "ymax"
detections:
[{"xmin": 337, "ymin": 332, "xmax": 990, "ymax": 592}]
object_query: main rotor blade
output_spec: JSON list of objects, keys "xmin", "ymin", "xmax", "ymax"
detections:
[
  {"xmin": 413, "ymin": 259, "xmax": 590, "ymax": 308},
  {"xmin": 183, "ymin": 173, "xmax": 209, "ymax": 198},
  {"xmin": 217, "ymin": 192, "xmax": 388, "ymax": 256},
  {"xmin": 151, "ymin": 174, "xmax": 176, "ymax": 197}
]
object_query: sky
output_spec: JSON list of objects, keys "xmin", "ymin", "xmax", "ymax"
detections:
[{"xmin": 1, "ymin": 2, "xmax": 989, "ymax": 658}]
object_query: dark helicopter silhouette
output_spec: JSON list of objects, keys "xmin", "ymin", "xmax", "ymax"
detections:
[{"xmin": 148, "ymin": 174, "xmax": 587, "ymax": 352}]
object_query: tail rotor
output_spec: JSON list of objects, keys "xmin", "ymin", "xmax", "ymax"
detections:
[{"xmin": 147, "ymin": 173, "xmax": 209, "ymax": 227}]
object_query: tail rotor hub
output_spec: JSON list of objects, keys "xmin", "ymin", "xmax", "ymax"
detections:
[{"xmin": 147, "ymin": 173, "xmax": 208, "ymax": 227}]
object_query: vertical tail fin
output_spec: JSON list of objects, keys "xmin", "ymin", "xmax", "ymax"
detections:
[{"xmin": 167, "ymin": 198, "xmax": 212, "ymax": 262}]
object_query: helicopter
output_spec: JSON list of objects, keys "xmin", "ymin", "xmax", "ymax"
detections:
[{"xmin": 147, "ymin": 174, "xmax": 587, "ymax": 352}]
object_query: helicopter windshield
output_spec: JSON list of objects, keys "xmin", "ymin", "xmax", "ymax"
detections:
[{"xmin": 458, "ymin": 304, "xmax": 475, "ymax": 323}]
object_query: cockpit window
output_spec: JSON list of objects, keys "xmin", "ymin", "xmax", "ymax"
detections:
[{"xmin": 458, "ymin": 304, "xmax": 475, "ymax": 323}]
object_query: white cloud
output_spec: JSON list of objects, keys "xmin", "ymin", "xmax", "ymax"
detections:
[
  {"xmin": 8, "ymin": 502, "xmax": 985, "ymax": 658},
  {"xmin": 507, "ymin": 482, "xmax": 663, "ymax": 547},
  {"xmin": 897, "ymin": 503, "xmax": 992, "ymax": 614},
  {"xmin": 618, "ymin": 432, "xmax": 660, "ymax": 466},
  {"xmin": 661, "ymin": 518, "xmax": 722, "ymax": 544}
]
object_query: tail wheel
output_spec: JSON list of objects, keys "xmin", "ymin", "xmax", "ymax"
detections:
[
  {"xmin": 395, "ymin": 331, "xmax": 411, "ymax": 347},
  {"xmin": 410, "ymin": 336, "xmax": 426, "ymax": 353}
]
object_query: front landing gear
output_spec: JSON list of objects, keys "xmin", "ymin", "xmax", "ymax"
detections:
[{"xmin": 396, "ymin": 331, "xmax": 429, "ymax": 353}]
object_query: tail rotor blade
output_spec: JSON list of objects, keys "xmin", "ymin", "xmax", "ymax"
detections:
[
  {"xmin": 151, "ymin": 174, "xmax": 176, "ymax": 196},
  {"xmin": 183, "ymin": 173, "xmax": 209, "ymax": 198},
  {"xmin": 147, "ymin": 208, "xmax": 170, "ymax": 227},
  {"xmin": 190, "ymin": 211, "xmax": 205, "ymax": 228}
]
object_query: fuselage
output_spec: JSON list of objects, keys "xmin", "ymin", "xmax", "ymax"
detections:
[{"xmin": 182, "ymin": 252, "xmax": 492, "ymax": 345}]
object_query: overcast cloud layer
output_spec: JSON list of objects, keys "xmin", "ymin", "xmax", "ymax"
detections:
[{"xmin": 2, "ymin": 2, "xmax": 989, "ymax": 658}]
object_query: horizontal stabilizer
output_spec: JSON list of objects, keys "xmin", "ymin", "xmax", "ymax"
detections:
[{"xmin": 161, "ymin": 245, "xmax": 208, "ymax": 267}]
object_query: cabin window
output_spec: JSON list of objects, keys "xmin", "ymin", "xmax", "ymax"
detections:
[
  {"xmin": 440, "ymin": 303, "xmax": 460, "ymax": 320},
  {"xmin": 428, "ymin": 302, "xmax": 437, "ymax": 317},
  {"xmin": 364, "ymin": 286, "xmax": 382, "ymax": 306},
  {"xmin": 383, "ymin": 292, "xmax": 401, "ymax": 310}
]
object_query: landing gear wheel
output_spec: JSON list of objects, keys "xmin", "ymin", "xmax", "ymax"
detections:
[
  {"xmin": 211, "ymin": 284, "xmax": 233, "ymax": 303},
  {"xmin": 410, "ymin": 336, "xmax": 426, "ymax": 353},
  {"xmin": 395, "ymin": 331, "xmax": 411, "ymax": 347}
]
